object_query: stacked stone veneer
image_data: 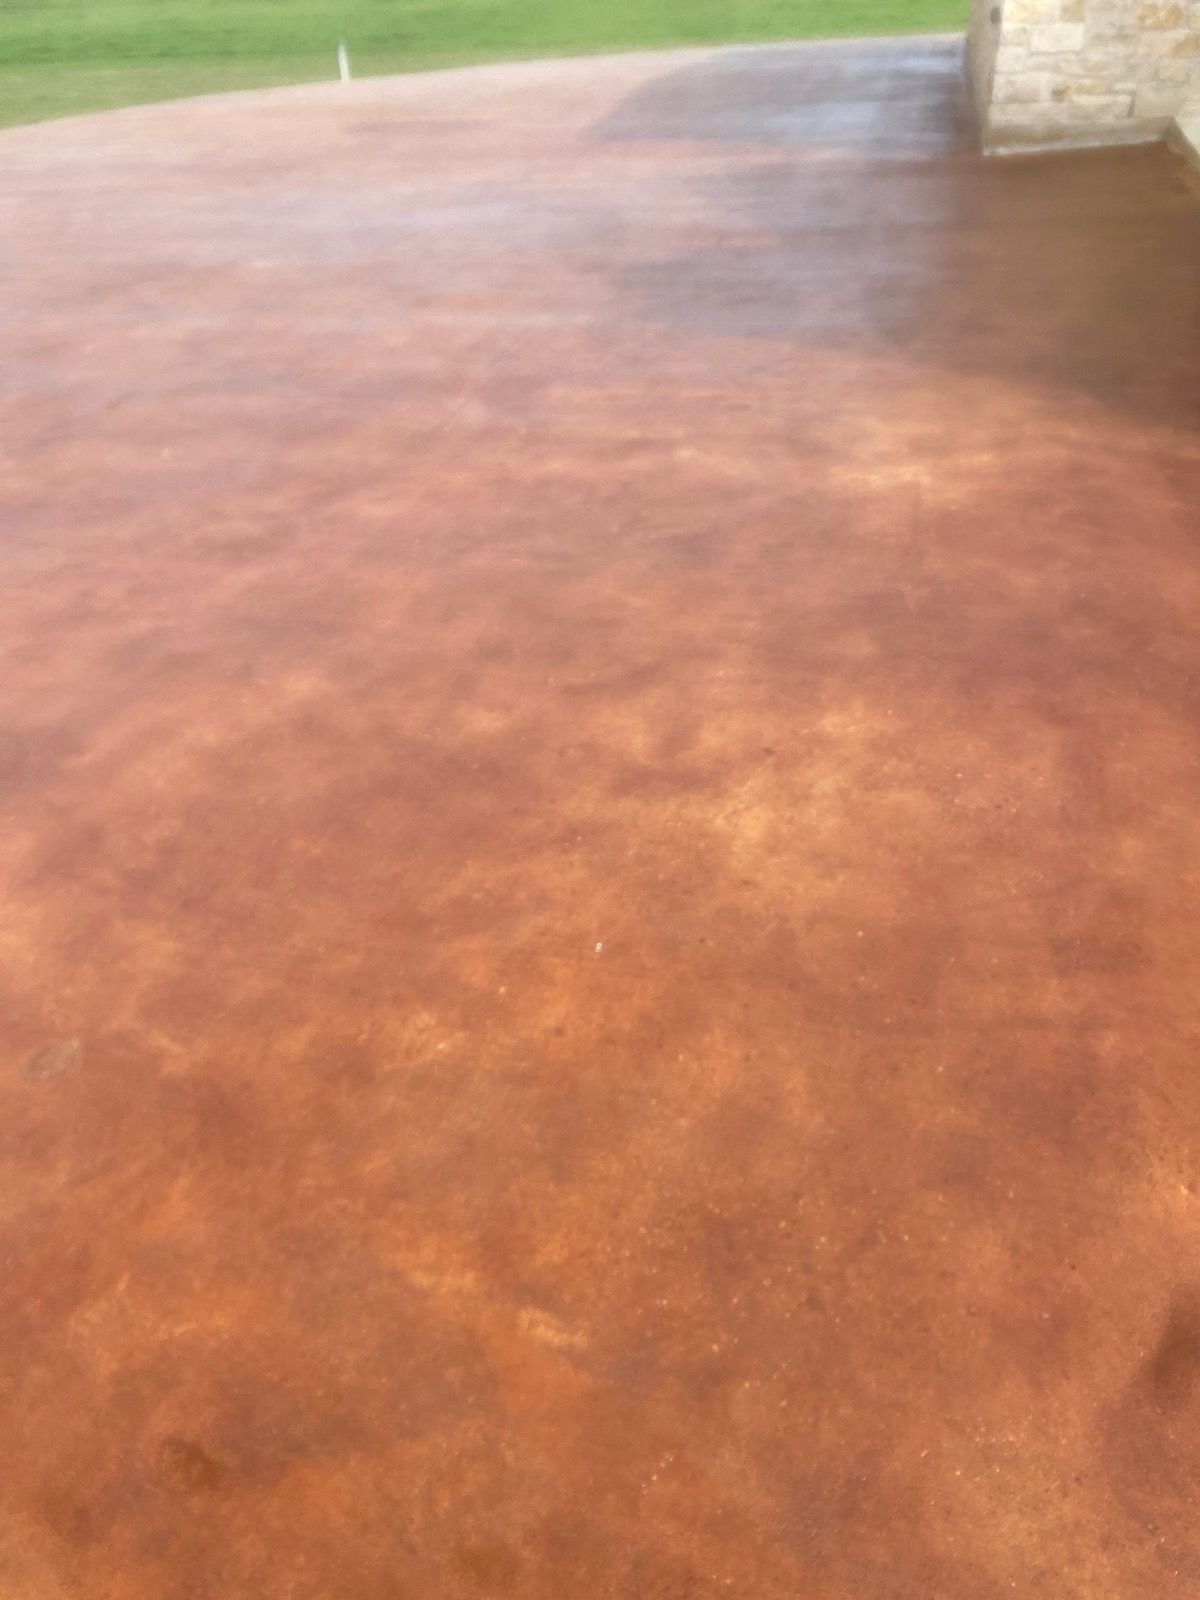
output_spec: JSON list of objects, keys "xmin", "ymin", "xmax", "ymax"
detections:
[{"xmin": 968, "ymin": 0, "xmax": 1200, "ymax": 150}]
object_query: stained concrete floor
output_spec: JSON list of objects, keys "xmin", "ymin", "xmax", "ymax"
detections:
[{"xmin": 2, "ymin": 34, "xmax": 1200, "ymax": 1600}]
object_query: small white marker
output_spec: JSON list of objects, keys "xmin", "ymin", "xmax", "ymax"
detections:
[
  {"xmin": 337, "ymin": 41, "xmax": 351, "ymax": 82},
  {"xmin": 595, "ymin": 942, "xmax": 604, "ymax": 954}
]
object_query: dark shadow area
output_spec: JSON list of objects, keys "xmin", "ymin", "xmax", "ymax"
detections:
[
  {"xmin": 592, "ymin": 36, "xmax": 972, "ymax": 152},
  {"xmin": 590, "ymin": 41, "xmax": 1200, "ymax": 430},
  {"xmin": 1103, "ymin": 1288, "xmax": 1200, "ymax": 1586}
]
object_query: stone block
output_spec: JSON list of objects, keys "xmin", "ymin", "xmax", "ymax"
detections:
[
  {"xmin": 987, "ymin": 102, "xmax": 1048, "ymax": 125},
  {"xmin": 1136, "ymin": 2, "xmax": 1185, "ymax": 24},
  {"xmin": 1137, "ymin": 29, "xmax": 1190, "ymax": 53},
  {"xmin": 995, "ymin": 70, "xmax": 1054, "ymax": 100},
  {"xmin": 1029, "ymin": 21, "xmax": 1087, "ymax": 50},
  {"xmin": 995, "ymin": 43, "xmax": 1032, "ymax": 71},
  {"xmin": 1052, "ymin": 76, "xmax": 1121, "ymax": 97},
  {"xmin": 991, "ymin": 98, "xmax": 1079, "ymax": 119},
  {"xmin": 1080, "ymin": 49, "xmax": 1133, "ymax": 74},
  {"xmin": 1064, "ymin": 92, "xmax": 1135, "ymax": 115},
  {"xmin": 1134, "ymin": 85, "xmax": 1185, "ymax": 114}
]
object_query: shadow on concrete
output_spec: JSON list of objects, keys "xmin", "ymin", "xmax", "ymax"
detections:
[{"xmin": 589, "ymin": 42, "xmax": 1200, "ymax": 430}]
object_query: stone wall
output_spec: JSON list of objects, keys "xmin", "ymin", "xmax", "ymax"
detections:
[{"xmin": 967, "ymin": 0, "xmax": 1200, "ymax": 150}]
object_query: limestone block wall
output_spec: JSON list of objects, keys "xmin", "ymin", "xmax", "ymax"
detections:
[{"xmin": 967, "ymin": 0, "xmax": 1200, "ymax": 149}]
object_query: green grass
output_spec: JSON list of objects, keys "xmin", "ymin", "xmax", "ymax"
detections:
[{"xmin": 0, "ymin": 0, "xmax": 966, "ymax": 129}]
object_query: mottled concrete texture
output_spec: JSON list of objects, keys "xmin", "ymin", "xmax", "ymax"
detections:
[{"xmin": 2, "ymin": 36, "xmax": 1200, "ymax": 1600}]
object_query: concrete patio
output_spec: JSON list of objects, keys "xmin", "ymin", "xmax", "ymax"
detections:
[{"xmin": 1, "ymin": 35, "xmax": 1199, "ymax": 1599}]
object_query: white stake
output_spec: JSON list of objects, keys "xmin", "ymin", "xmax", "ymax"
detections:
[{"xmin": 337, "ymin": 41, "xmax": 351, "ymax": 82}]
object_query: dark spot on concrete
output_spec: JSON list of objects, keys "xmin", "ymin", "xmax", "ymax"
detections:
[
  {"xmin": 628, "ymin": 1549, "xmax": 702, "ymax": 1599},
  {"xmin": 453, "ymin": 1540, "xmax": 520, "ymax": 1590},
  {"xmin": 22, "ymin": 1037, "xmax": 82, "ymax": 1083},
  {"xmin": 1146, "ymin": 1294, "xmax": 1200, "ymax": 1412},
  {"xmin": 37, "ymin": 1489, "xmax": 97, "ymax": 1548},
  {"xmin": 157, "ymin": 1436, "xmax": 226, "ymax": 1493}
]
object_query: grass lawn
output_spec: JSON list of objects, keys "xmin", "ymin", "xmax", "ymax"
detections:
[{"xmin": 0, "ymin": 0, "xmax": 966, "ymax": 129}]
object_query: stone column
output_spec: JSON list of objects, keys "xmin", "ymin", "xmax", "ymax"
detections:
[{"xmin": 967, "ymin": 0, "xmax": 1200, "ymax": 150}]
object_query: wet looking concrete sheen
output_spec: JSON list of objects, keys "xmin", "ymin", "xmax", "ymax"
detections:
[{"xmin": 1, "ymin": 35, "xmax": 1199, "ymax": 1600}]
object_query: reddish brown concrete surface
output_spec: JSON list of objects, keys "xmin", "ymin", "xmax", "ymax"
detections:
[{"xmin": 2, "ymin": 35, "xmax": 1200, "ymax": 1600}]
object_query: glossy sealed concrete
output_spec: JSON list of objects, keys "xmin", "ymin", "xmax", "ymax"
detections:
[{"xmin": 2, "ymin": 36, "xmax": 1200, "ymax": 1600}]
